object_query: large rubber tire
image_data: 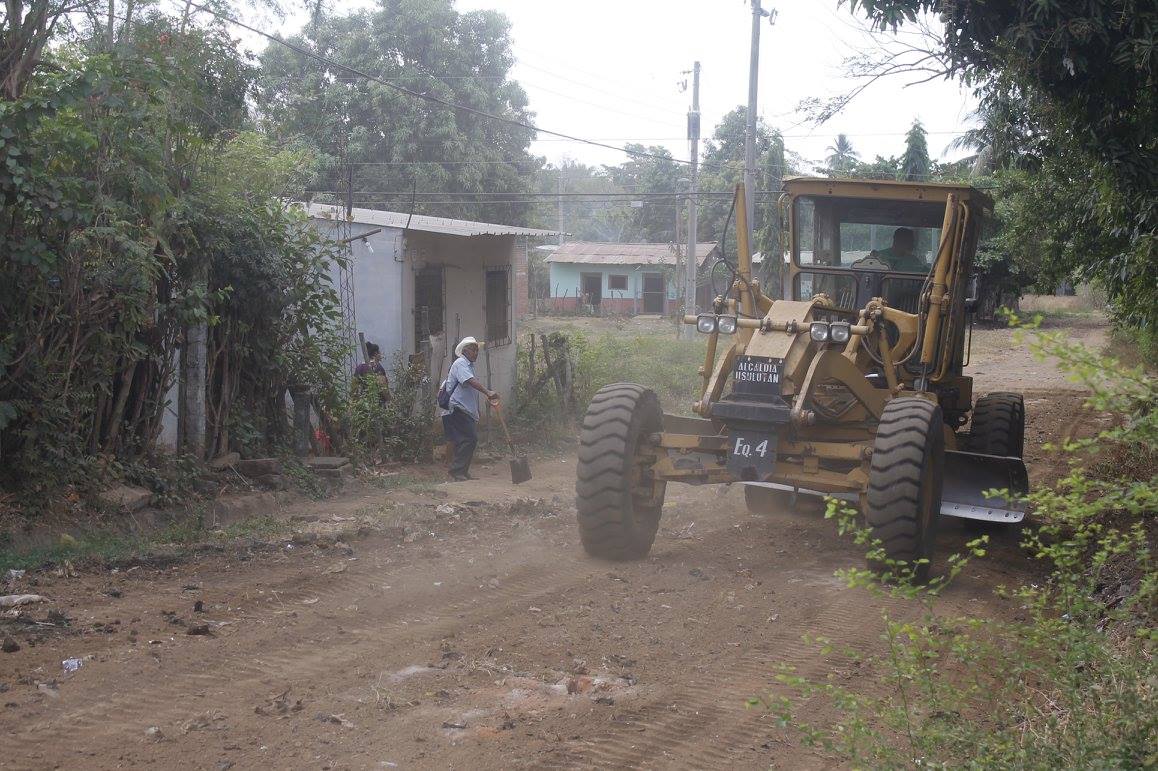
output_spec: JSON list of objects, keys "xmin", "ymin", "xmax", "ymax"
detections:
[
  {"xmin": 967, "ymin": 392, "xmax": 1025, "ymax": 457},
  {"xmin": 744, "ymin": 485, "xmax": 801, "ymax": 516},
  {"xmin": 866, "ymin": 397, "xmax": 945, "ymax": 580},
  {"xmin": 576, "ymin": 383, "xmax": 666, "ymax": 560}
]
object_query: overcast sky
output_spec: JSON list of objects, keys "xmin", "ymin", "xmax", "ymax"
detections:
[
  {"xmin": 455, "ymin": 0, "xmax": 977, "ymax": 170},
  {"xmin": 244, "ymin": 0, "xmax": 978, "ymax": 172}
]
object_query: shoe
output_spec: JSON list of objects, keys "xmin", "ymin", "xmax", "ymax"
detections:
[{"xmin": 449, "ymin": 473, "xmax": 469, "ymax": 482}]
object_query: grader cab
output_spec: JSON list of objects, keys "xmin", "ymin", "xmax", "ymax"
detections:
[{"xmin": 575, "ymin": 177, "xmax": 1028, "ymax": 575}]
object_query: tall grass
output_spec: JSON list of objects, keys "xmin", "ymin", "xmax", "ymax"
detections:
[{"xmin": 515, "ymin": 327, "xmax": 713, "ymax": 433}]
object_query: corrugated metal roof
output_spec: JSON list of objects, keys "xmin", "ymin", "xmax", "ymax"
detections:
[
  {"xmin": 544, "ymin": 241, "xmax": 719, "ymax": 267},
  {"xmin": 303, "ymin": 203, "xmax": 563, "ymax": 238}
]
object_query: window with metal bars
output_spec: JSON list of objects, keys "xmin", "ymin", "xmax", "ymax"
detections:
[{"xmin": 485, "ymin": 268, "xmax": 511, "ymax": 346}]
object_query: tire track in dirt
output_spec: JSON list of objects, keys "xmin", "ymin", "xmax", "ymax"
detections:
[
  {"xmin": 4, "ymin": 546, "xmax": 599, "ymax": 762},
  {"xmin": 563, "ymin": 581, "xmax": 900, "ymax": 770}
]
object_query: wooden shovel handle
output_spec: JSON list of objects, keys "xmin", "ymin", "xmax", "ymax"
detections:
[{"xmin": 493, "ymin": 403, "xmax": 517, "ymax": 453}]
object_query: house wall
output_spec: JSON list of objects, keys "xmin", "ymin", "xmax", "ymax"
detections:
[
  {"xmin": 547, "ymin": 262, "xmax": 682, "ymax": 314},
  {"xmin": 402, "ymin": 231, "xmax": 519, "ymax": 403},
  {"xmin": 309, "ymin": 220, "xmax": 519, "ymax": 405}
]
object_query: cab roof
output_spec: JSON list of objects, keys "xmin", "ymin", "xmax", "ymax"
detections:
[{"xmin": 783, "ymin": 176, "xmax": 993, "ymax": 212}]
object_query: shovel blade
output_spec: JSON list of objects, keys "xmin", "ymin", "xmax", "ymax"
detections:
[
  {"xmin": 509, "ymin": 456, "xmax": 532, "ymax": 484},
  {"xmin": 941, "ymin": 450, "xmax": 1029, "ymax": 523}
]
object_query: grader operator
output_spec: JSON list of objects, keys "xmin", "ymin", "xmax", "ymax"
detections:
[{"xmin": 575, "ymin": 177, "xmax": 1028, "ymax": 576}]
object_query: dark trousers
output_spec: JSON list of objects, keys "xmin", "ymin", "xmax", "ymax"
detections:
[{"xmin": 442, "ymin": 409, "xmax": 478, "ymax": 477}]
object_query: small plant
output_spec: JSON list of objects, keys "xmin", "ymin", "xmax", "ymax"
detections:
[
  {"xmin": 117, "ymin": 453, "xmax": 203, "ymax": 509},
  {"xmin": 280, "ymin": 457, "xmax": 330, "ymax": 500},
  {"xmin": 753, "ymin": 326, "xmax": 1156, "ymax": 768},
  {"xmin": 342, "ymin": 353, "xmax": 433, "ymax": 465}
]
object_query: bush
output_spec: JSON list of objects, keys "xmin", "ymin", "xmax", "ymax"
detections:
[
  {"xmin": 514, "ymin": 328, "xmax": 710, "ymax": 434},
  {"xmin": 342, "ymin": 354, "xmax": 433, "ymax": 465},
  {"xmin": 755, "ymin": 326, "xmax": 1156, "ymax": 768}
]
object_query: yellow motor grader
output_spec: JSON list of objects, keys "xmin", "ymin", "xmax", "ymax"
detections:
[{"xmin": 575, "ymin": 177, "xmax": 1028, "ymax": 574}]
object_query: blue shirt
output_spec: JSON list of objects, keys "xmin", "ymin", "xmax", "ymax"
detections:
[{"xmin": 447, "ymin": 356, "xmax": 480, "ymax": 421}]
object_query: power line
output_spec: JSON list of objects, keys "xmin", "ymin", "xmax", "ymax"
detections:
[
  {"xmin": 307, "ymin": 190, "xmax": 767, "ymax": 198},
  {"xmin": 513, "ymin": 59, "xmax": 686, "ymax": 119},
  {"xmin": 182, "ymin": 0, "xmax": 702, "ymax": 168}
]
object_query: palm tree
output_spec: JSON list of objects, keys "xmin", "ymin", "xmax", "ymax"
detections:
[{"xmin": 825, "ymin": 134, "xmax": 859, "ymax": 175}]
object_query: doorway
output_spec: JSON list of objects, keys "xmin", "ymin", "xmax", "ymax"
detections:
[
  {"xmin": 580, "ymin": 273, "xmax": 603, "ymax": 309},
  {"xmin": 642, "ymin": 272, "xmax": 665, "ymax": 314},
  {"xmin": 414, "ymin": 265, "xmax": 445, "ymax": 351}
]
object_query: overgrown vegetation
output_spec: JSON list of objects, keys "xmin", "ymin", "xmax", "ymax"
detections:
[
  {"xmin": 0, "ymin": 8, "xmax": 349, "ymax": 514},
  {"xmin": 844, "ymin": 0, "xmax": 1157, "ymax": 329},
  {"xmin": 514, "ymin": 327, "xmax": 709, "ymax": 432},
  {"xmin": 344, "ymin": 355, "xmax": 434, "ymax": 465},
  {"xmin": 756, "ymin": 327, "xmax": 1156, "ymax": 767}
]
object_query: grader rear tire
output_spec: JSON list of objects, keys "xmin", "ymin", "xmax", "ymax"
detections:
[
  {"xmin": 967, "ymin": 392, "xmax": 1025, "ymax": 457},
  {"xmin": 865, "ymin": 397, "xmax": 945, "ymax": 580},
  {"xmin": 575, "ymin": 383, "xmax": 666, "ymax": 560}
]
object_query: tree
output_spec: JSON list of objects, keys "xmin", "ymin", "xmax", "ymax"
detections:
[
  {"xmin": 698, "ymin": 106, "xmax": 792, "ymax": 255},
  {"xmin": 254, "ymin": 0, "xmax": 540, "ymax": 224},
  {"xmin": 845, "ymin": 0, "xmax": 1157, "ymax": 328},
  {"xmin": 899, "ymin": 118, "xmax": 929, "ymax": 181},
  {"xmin": 529, "ymin": 161, "xmax": 628, "ymax": 243},
  {"xmin": 0, "ymin": 13, "xmax": 347, "ymax": 503},
  {"xmin": 824, "ymin": 134, "xmax": 860, "ymax": 175},
  {"xmin": 1, "ymin": 0, "xmax": 78, "ymax": 99},
  {"xmin": 605, "ymin": 144, "xmax": 684, "ymax": 243},
  {"xmin": 853, "ymin": 154, "xmax": 900, "ymax": 180}
]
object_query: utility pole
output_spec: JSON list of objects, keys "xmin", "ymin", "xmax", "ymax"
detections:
[
  {"xmin": 683, "ymin": 61, "xmax": 701, "ymax": 340},
  {"xmin": 744, "ymin": 1, "xmax": 770, "ymax": 258},
  {"xmin": 556, "ymin": 166, "xmax": 564, "ymax": 246}
]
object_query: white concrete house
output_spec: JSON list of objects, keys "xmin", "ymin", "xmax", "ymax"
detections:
[{"xmin": 306, "ymin": 204, "xmax": 559, "ymax": 401}]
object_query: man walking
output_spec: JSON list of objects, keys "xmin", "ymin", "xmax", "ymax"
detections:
[{"xmin": 442, "ymin": 336, "xmax": 499, "ymax": 481}]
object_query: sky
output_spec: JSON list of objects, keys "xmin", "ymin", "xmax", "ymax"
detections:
[
  {"xmin": 240, "ymin": 0, "xmax": 979, "ymax": 173},
  {"xmin": 451, "ymin": 0, "xmax": 977, "ymax": 170}
]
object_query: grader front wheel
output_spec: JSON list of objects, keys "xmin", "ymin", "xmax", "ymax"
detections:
[
  {"xmin": 575, "ymin": 384, "xmax": 666, "ymax": 560},
  {"xmin": 865, "ymin": 397, "xmax": 945, "ymax": 580}
]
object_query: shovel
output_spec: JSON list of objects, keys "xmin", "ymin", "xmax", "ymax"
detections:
[{"xmin": 493, "ymin": 403, "xmax": 532, "ymax": 484}]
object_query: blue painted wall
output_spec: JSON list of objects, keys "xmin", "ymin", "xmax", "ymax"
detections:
[{"xmin": 547, "ymin": 262, "xmax": 677, "ymax": 302}]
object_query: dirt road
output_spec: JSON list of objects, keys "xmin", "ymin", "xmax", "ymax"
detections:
[{"xmin": 0, "ymin": 318, "xmax": 1105, "ymax": 770}]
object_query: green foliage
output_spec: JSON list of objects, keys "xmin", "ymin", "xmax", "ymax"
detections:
[
  {"xmin": 899, "ymin": 119, "xmax": 930, "ymax": 181},
  {"xmin": 605, "ymin": 144, "xmax": 685, "ymax": 243},
  {"xmin": 756, "ymin": 329, "xmax": 1156, "ymax": 767},
  {"xmin": 515, "ymin": 328, "xmax": 709, "ymax": 432},
  {"xmin": 825, "ymin": 133, "xmax": 860, "ymax": 175},
  {"xmin": 342, "ymin": 354, "xmax": 433, "ymax": 465},
  {"xmin": 844, "ymin": 0, "xmax": 1158, "ymax": 329},
  {"xmin": 698, "ymin": 107, "xmax": 794, "ymax": 255},
  {"xmin": 280, "ymin": 457, "xmax": 331, "ymax": 501},
  {"xmin": 1, "ymin": 17, "xmax": 350, "ymax": 508},
  {"xmin": 255, "ymin": 0, "xmax": 538, "ymax": 224},
  {"xmin": 116, "ymin": 454, "xmax": 203, "ymax": 509}
]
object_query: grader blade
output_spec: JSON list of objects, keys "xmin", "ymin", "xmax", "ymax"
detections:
[{"xmin": 941, "ymin": 451, "xmax": 1029, "ymax": 523}]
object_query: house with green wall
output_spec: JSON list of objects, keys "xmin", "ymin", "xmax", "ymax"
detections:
[{"xmin": 544, "ymin": 242, "xmax": 719, "ymax": 316}]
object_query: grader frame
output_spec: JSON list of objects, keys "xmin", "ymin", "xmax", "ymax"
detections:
[{"xmin": 575, "ymin": 177, "xmax": 1029, "ymax": 572}]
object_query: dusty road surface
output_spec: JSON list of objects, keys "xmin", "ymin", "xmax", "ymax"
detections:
[{"xmin": 0, "ymin": 317, "xmax": 1106, "ymax": 770}]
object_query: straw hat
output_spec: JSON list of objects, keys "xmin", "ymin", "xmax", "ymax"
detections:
[{"xmin": 455, "ymin": 336, "xmax": 484, "ymax": 357}]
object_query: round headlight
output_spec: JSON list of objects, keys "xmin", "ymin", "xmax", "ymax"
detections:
[
  {"xmin": 829, "ymin": 321, "xmax": 851, "ymax": 343},
  {"xmin": 716, "ymin": 315, "xmax": 738, "ymax": 335},
  {"xmin": 696, "ymin": 314, "xmax": 718, "ymax": 334},
  {"xmin": 809, "ymin": 321, "xmax": 830, "ymax": 342}
]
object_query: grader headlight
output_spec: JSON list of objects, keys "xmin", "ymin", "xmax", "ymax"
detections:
[
  {"xmin": 696, "ymin": 314, "xmax": 718, "ymax": 334},
  {"xmin": 809, "ymin": 321, "xmax": 830, "ymax": 342},
  {"xmin": 716, "ymin": 315, "xmax": 738, "ymax": 335},
  {"xmin": 829, "ymin": 322, "xmax": 851, "ymax": 343}
]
